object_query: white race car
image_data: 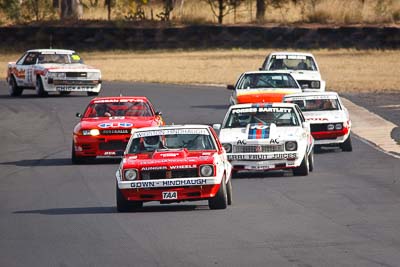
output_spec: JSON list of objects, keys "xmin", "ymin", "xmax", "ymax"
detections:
[
  {"xmin": 283, "ymin": 92, "xmax": 352, "ymax": 152},
  {"xmin": 7, "ymin": 49, "xmax": 102, "ymax": 97},
  {"xmin": 214, "ymin": 103, "xmax": 314, "ymax": 176},
  {"xmin": 260, "ymin": 51, "xmax": 325, "ymax": 92}
]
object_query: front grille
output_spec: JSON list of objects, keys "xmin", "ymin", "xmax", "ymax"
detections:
[
  {"xmin": 66, "ymin": 72, "xmax": 87, "ymax": 78},
  {"xmin": 100, "ymin": 129, "xmax": 131, "ymax": 135},
  {"xmin": 141, "ymin": 169, "xmax": 198, "ymax": 180},
  {"xmin": 311, "ymin": 123, "xmax": 343, "ymax": 132},
  {"xmin": 99, "ymin": 140, "xmax": 127, "ymax": 150},
  {"xmin": 233, "ymin": 144, "xmax": 284, "ymax": 153}
]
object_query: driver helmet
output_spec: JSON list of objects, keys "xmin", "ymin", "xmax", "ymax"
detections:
[
  {"xmin": 143, "ymin": 135, "xmax": 161, "ymax": 150},
  {"xmin": 238, "ymin": 114, "xmax": 251, "ymax": 125}
]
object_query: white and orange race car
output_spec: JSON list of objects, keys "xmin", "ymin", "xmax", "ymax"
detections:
[
  {"xmin": 115, "ymin": 125, "xmax": 232, "ymax": 211},
  {"xmin": 227, "ymin": 71, "xmax": 303, "ymax": 105},
  {"xmin": 72, "ymin": 96, "xmax": 164, "ymax": 163},
  {"xmin": 283, "ymin": 92, "xmax": 352, "ymax": 151},
  {"xmin": 6, "ymin": 49, "xmax": 101, "ymax": 97}
]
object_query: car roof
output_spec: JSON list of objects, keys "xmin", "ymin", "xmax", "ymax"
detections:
[
  {"xmin": 27, "ymin": 49, "xmax": 75, "ymax": 54},
  {"xmin": 269, "ymin": 51, "xmax": 314, "ymax": 57},
  {"xmin": 241, "ymin": 70, "xmax": 294, "ymax": 75},
  {"xmin": 229, "ymin": 102, "xmax": 298, "ymax": 109},
  {"xmin": 283, "ymin": 91, "xmax": 339, "ymax": 98}
]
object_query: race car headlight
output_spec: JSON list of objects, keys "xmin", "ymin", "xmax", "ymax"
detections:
[
  {"xmin": 81, "ymin": 129, "xmax": 100, "ymax": 136},
  {"xmin": 335, "ymin": 123, "xmax": 343, "ymax": 130},
  {"xmin": 124, "ymin": 169, "xmax": 138, "ymax": 181},
  {"xmin": 222, "ymin": 143, "xmax": 232, "ymax": 153},
  {"xmin": 310, "ymin": 81, "xmax": 320, "ymax": 88},
  {"xmin": 285, "ymin": 141, "xmax": 297, "ymax": 151},
  {"xmin": 327, "ymin": 124, "xmax": 335, "ymax": 131},
  {"xmin": 200, "ymin": 165, "xmax": 214, "ymax": 177}
]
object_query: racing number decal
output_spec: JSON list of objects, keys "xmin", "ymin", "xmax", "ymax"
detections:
[
  {"xmin": 162, "ymin": 191, "xmax": 177, "ymax": 199},
  {"xmin": 26, "ymin": 67, "xmax": 33, "ymax": 83}
]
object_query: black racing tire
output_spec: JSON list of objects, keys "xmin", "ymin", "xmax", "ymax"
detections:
[
  {"xmin": 71, "ymin": 142, "xmax": 84, "ymax": 164},
  {"xmin": 340, "ymin": 134, "xmax": 353, "ymax": 152},
  {"xmin": 116, "ymin": 183, "xmax": 143, "ymax": 212},
  {"xmin": 293, "ymin": 154, "xmax": 309, "ymax": 176},
  {"xmin": 8, "ymin": 76, "xmax": 23, "ymax": 96},
  {"xmin": 35, "ymin": 76, "xmax": 48, "ymax": 97},
  {"xmin": 59, "ymin": 91, "xmax": 71, "ymax": 96},
  {"xmin": 208, "ymin": 176, "xmax": 228, "ymax": 210},
  {"xmin": 226, "ymin": 177, "xmax": 233, "ymax": 205},
  {"xmin": 308, "ymin": 150, "xmax": 314, "ymax": 172},
  {"xmin": 87, "ymin": 91, "xmax": 99, "ymax": 96}
]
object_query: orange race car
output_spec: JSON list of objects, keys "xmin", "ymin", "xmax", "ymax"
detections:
[
  {"xmin": 227, "ymin": 71, "xmax": 303, "ymax": 105},
  {"xmin": 72, "ymin": 96, "xmax": 164, "ymax": 163}
]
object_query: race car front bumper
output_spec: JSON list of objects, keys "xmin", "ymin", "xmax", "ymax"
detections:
[
  {"xmin": 227, "ymin": 152, "xmax": 302, "ymax": 171},
  {"xmin": 117, "ymin": 177, "xmax": 222, "ymax": 202},
  {"xmin": 73, "ymin": 134, "xmax": 131, "ymax": 157},
  {"xmin": 312, "ymin": 128, "xmax": 350, "ymax": 145}
]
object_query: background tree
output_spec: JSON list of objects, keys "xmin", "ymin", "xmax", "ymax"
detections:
[
  {"xmin": 0, "ymin": 0, "xmax": 21, "ymax": 22},
  {"xmin": 205, "ymin": 0, "xmax": 244, "ymax": 24},
  {"xmin": 256, "ymin": 0, "xmax": 266, "ymax": 22},
  {"xmin": 61, "ymin": 0, "xmax": 83, "ymax": 19}
]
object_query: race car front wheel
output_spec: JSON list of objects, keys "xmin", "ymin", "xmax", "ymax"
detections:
[
  {"xmin": 87, "ymin": 92, "xmax": 99, "ymax": 96},
  {"xmin": 35, "ymin": 77, "xmax": 48, "ymax": 97},
  {"xmin": 116, "ymin": 183, "xmax": 143, "ymax": 212},
  {"xmin": 208, "ymin": 176, "xmax": 228, "ymax": 210},
  {"xmin": 226, "ymin": 177, "xmax": 233, "ymax": 206},
  {"xmin": 9, "ymin": 76, "xmax": 23, "ymax": 97},
  {"xmin": 293, "ymin": 154, "xmax": 309, "ymax": 176}
]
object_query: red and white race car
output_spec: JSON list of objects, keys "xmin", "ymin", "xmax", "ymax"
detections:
[
  {"xmin": 72, "ymin": 96, "xmax": 164, "ymax": 163},
  {"xmin": 115, "ymin": 125, "xmax": 233, "ymax": 211},
  {"xmin": 283, "ymin": 92, "xmax": 352, "ymax": 151},
  {"xmin": 6, "ymin": 49, "xmax": 101, "ymax": 97}
]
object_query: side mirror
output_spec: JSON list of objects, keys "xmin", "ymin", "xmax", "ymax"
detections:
[
  {"xmin": 227, "ymin": 85, "xmax": 235, "ymax": 90},
  {"xmin": 76, "ymin": 112, "xmax": 82, "ymax": 118},
  {"xmin": 212, "ymin": 124, "xmax": 221, "ymax": 131},
  {"xmin": 155, "ymin": 111, "xmax": 162, "ymax": 116}
]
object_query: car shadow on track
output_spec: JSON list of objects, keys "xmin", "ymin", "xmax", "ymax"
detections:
[
  {"xmin": 0, "ymin": 158, "xmax": 121, "ymax": 167},
  {"xmin": 0, "ymin": 94, "xmax": 92, "ymax": 99},
  {"xmin": 13, "ymin": 204, "xmax": 209, "ymax": 215}
]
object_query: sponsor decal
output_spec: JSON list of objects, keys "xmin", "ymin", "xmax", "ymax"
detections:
[
  {"xmin": 228, "ymin": 153, "xmax": 297, "ymax": 161},
  {"xmin": 135, "ymin": 129, "xmax": 209, "ymax": 138},
  {"xmin": 141, "ymin": 166, "xmax": 167, "ymax": 171},
  {"xmin": 237, "ymin": 140, "xmax": 247, "ymax": 145},
  {"xmin": 130, "ymin": 178, "xmax": 208, "ymax": 188},
  {"xmin": 104, "ymin": 151, "xmax": 116, "ymax": 155},
  {"xmin": 232, "ymin": 107, "xmax": 292, "ymax": 114},
  {"xmin": 159, "ymin": 153, "xmax": 179, "ymax": 158},
  {"xmin": 170, "ymin": 164, "xmax": 197, "ymax": 169},
  {"xmin": 93, "ymin": 99, "xmax": 146, "ymax": 103},
  {"xmin": 306, "ymin": 118, "xmax": 329, "ymax": 121},
  {"xmin": 286, "ymin": 95, "xmax": 337, "ymax": 101},
  {"xmin": 98, "ymin": 122, "xmax": 133, "ymax": 128},
  {"xmin": 248, "ymin": 124, "xmax": 270, "ymax": 139},
  {"xmin": 270, "ymin": 139, "xmax": 279, "ymax": 144}
]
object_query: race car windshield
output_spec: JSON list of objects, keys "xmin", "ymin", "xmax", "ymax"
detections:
[
  {"xmin": 128, "ymin": 133, "xmax": 216, "ymax": 153},
  {"xmin": 268, "ymin": 55, "xmax": 317, "ymax": 71},
  {"xmin": 37, "ymin": 53, "xmax": 83, "ymax": 64},
  {"xmin": 85, "ymin": 101, "xmax": 154, "ymax": 118},
  {"xmin": 291, "ymin": 99, "xmax": 340, "ymax": 112},
  {"xmin": 224, "ymin": 107, "xmax": 299, "ymax": 128},
  {"xmin": 237, "ymin": 73, "xmax": 299, "ymax": 89}
]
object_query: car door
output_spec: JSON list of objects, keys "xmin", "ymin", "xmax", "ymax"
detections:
[{"xmin": 15, "ymin": 52, "xmax": 39, "ymax": 87}]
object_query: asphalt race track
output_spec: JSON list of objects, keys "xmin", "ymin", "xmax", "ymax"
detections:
[{"xmin": 1, "ymin": 81, "xmax": 400, "ymax": 267}]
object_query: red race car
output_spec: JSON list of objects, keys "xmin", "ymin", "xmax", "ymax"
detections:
[
  {"xmin": 72, "ymin": 96, "xmax": 164, "ymax": 163},
  {"xmin": 115, "ymin": 125, "xmax": 233, "ymax": 211}
]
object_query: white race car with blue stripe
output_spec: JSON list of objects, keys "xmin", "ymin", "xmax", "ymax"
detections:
[{"xmin": 214, "ymin": 103, "xmax": 314, "ymax": 176}]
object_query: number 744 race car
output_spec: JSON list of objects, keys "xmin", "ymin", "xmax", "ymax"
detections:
[{"xmin": 115, "ymin": 125, "xmax": 233, "ymax": 211}]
